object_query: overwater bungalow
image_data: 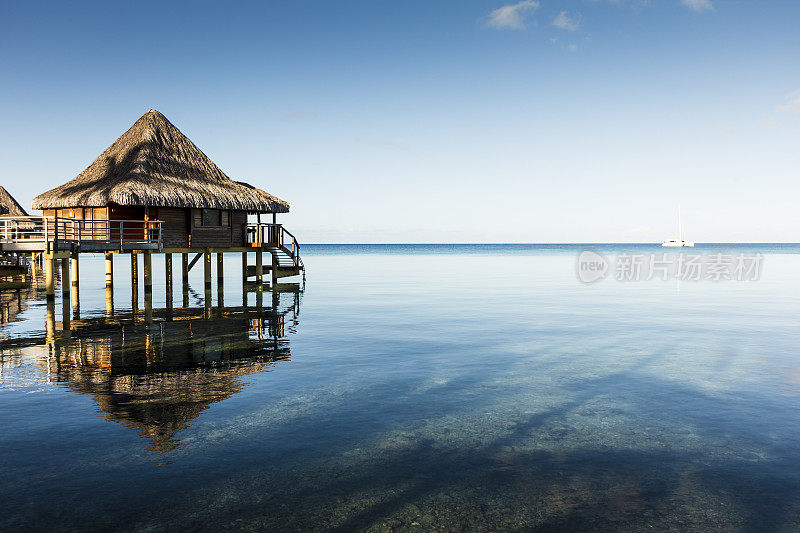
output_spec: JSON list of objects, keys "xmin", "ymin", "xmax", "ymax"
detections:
[
  {"xmin": 0, "ymin": 186, "xmax": 28, "ymax": 217},
  {"xmin": 0, "ymin": 186, "xmax": 32, "ymax": 274},
  {"xmin": 0, "ymin": 109, "xmax": 303, "ymax": 303}
]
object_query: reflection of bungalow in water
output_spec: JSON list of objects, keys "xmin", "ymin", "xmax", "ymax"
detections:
[
  {"xmin": 0, "ymin": 283, "xmax": 38, "ymax": 324},
  {"xmin": 37, "ymin": 301, "xmax": 298, "ymax": 453}
]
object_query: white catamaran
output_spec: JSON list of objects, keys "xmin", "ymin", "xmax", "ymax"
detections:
[{"xmin": 662, "ymin": 205, "xmax": 694, "ymax": 247}]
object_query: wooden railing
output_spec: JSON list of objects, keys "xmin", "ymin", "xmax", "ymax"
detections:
[
  {"xmin": 0, "ymin": 216, "xmax": 163, "ymax": 251},
  {"xmin": 246, "ymin": 223, "xmax": 303, "ymax": 269}
]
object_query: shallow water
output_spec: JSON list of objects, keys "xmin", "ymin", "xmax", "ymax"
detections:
[{"xmin": 1, "ymin": 244, "xmax": 800, "ymax": 531}]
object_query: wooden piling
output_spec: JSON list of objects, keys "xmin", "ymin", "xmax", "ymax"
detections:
[
  {"xmin": 182, "ymin": 252, "xmax": 189, "ymax": 283},
  {"xmin": 271, "ymin": 253, "xmax": 278, "ymax": 285},
  {"xmin": 45, "ymin": 254, "xmax": 55, "ymax": 300},
  {"xmin": 105, "ymin": 252, "xmax": 114, "ymax": 289},
  {"xmin": 181, "ymin": 252, "xmax": 189, "ymax": 307},
  {"xmin": 60, "ymin": 257, "xmax": 70, "ymax": 298},
  {"xmin": 165, "ymin": 253, "xmax": 173, "ymax": 307},
  {"xmin": 131, "ymin": 252, "xmax": 139, "ymax": 313},
  {"xmin": 143, "ymin": 251, "xmax": 153, "ymax": 324},
  {"xmin": 255, "ymin": 250, "xmax": 263, "ymax": 285},
  {"xmin": 105, "ymin": 286, "xmax": 114, "ymax": 317},
  {"xmin": 70, "ymin": 252, "xmax": 79, "ymax": 291},
  {"xmin": 217, "ymin": 252, "xmax": 224, "ymax": 308},
  {"xmin": 204, "ymin": 250, "xmax": 212, "ymax": 317}
]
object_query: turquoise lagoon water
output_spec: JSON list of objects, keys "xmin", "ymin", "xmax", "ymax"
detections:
[{"xmin": 1, "ymin": 244, "xmax": 800, "ymax": 531}]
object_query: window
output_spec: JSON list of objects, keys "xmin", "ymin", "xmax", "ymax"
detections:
[{"xmin": 201, "ymin": 209, "xmax": 221, "ymax": 226}]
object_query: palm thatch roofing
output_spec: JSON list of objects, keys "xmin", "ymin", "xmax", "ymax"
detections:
[
  {"xmin": 32, "ymin": 110, "xmax": 289, "ymax": 213},
  {"xmin": 0, "ymin": 186, "xmax": 29, "ymax": 217}
]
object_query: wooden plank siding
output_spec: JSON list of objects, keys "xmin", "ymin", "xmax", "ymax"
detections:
[{"xmin": 159, "ymin": 207, "xmax": 189, "ymax": 248}]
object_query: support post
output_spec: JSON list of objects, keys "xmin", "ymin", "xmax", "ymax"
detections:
[
  {"xmin": 105, "ymin": 286, "xmax": 114, "ymax": 317},
  {"xmin": 181, "ymin": 252, "xmax": 189, "ymax": 308},
  {"xmin": 204, "ymin": 250, "xmax": 212, "ymax": 317},
  {"xmin": 255, "ymin": 250, "xmax": 263, "ymax": 285},
  {"xmin": 70, "ymin": 252, "xmax": 79, "ymax": 291},
  {"xmin": 272, "ymin": 252, "xmax": 278, "ymax": 285},
  {"xmin": 105, "ymin": 252, "xmax": 114, "ymax": 289},
  {"xmin": 131, "ymin": 252, "xmax": 139, "ymax": 313},
  {"xmin": 182, "ymin": 252, "xmax": 189, "ymax": 285},
  {"xmin": 217, "ymin": 252, "xmax": 224, "ymax": 308},
  {"xmin": 165, "ymin": 253, "xmax": 173, "ymax": 308},
  {"xmin": 70, "ymin": 252, "xmax": 79, "ymax": 318},
  {"xmin": 45, "ymin": 254, "xmax": 55, "ymax": 301},
  {"xmin": 242, "ymin": 251, "xmax": 248, "ymax": 307},
  {"xmin": 143, "ymin": 250, "xmax": 152, "ymax": 324},
  {"xmin": 60, "ymin": 256, "xmax": 70, "ymax": 298}
]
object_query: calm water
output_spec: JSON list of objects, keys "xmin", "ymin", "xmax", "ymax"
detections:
[{"xmin": 1, "ymin": 244, "xmax": 800, "ymax": 531}]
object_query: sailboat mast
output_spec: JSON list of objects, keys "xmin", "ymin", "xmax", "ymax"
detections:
[{"xmin": 678, "ymin": 205, "xmax": 682, "ymax": 241}]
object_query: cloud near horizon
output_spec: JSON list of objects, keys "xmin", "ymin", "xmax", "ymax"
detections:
[
  {"xmin": 681, "ymin": 0, "xmax": 714, "ymax": 12},
  {"xmin": 487, "ymin": 1, "xmax": 541, "ymax": 30},
  {"xmin": 553, "ymin": 11, "xmax": 580, "ymax": 31}
]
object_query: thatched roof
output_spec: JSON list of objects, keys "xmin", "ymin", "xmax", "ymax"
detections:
[
  {"xmin": 32, "ymin": 110, "xmax": 289, "ymax": 213},
  {"xmin": 0, "ymin": 186, "xmax": 29, "ymax": 217}
]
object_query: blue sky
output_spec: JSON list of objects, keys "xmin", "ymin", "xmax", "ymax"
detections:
[{"xmin": 1, "ymin": 0, "xmax": 798, "ymax": 242}]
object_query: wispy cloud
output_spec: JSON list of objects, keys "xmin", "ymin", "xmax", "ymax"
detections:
[
  {"xmin": 777, "ymin": 89, "xmax": 800, "ymax": 113},
  {"xmin": 486, "ymin": 1, "xmax": 540, "ymax": 30},
  {"xmin": 553, "ymin": 11, "xmax": 580, "ymax": 31},
  {"xmin": 680, "ymin": 0, "xmax": 713, "ymax": 12}
]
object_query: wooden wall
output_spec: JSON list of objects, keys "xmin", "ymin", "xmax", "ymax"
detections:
[
  {"xmin": 41, "ymin": 205, "xmax": 252, "ymax": 249},
  {"xmin": 159, "ymin": 207, "xmax": 189, "ymax": 248}
]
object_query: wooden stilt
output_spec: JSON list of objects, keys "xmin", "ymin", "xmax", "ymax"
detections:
[
  {"xmin": 242, "ymin": 251, "xmax": 248, "ymax": 307},
  {"xmin": 70, "ymin": 252, "xmax": 79, "ymax": 318},
  {"xmin": 181, "ymin": 252, "xmax": 189, "ymax": 307},
  {"xmin": 165, "ymin": 253, "xmax": 173, "ymax": 307},
  {"xmin": 45, "ymin": 254, "xmax": 55, "ymax": 300},
  {"xmin": 131, "ymin": 252, "xmax": 139, "ymax": 313},
  {"xmin": 204, "ymin": 250, "xmax": 212, "ymax": 317},
  {"xmin": 105, "ymin": 286, "xmax": 114, "ymax": 317},
  {"xmin": 60, "ymin": 256, "xmax": 70, "ymax": 298},
  {"xmin": 143, "ymin": 250, "xmax": 152, "ymax": 324},
  {"xmin": 217, "ymin": 252, "xmax": 224, "ymax": 308},
  {"xmin": 255, "ymin": 250, "xmax": 263, "ymax": 285},
  {"xmin": 182, "ymin": 252, "xmax": 189, "ymax": 282},
  {"xmin": 105, "ymin": 252, "xmax": 114, "ymax": 289},
  {"xmin": 271, "ymin": 252, "xmax": 278, "ymax": 285},
  {"xmin": 70, "ymin": 252, "xmax": 79, "ymax": 290}
]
